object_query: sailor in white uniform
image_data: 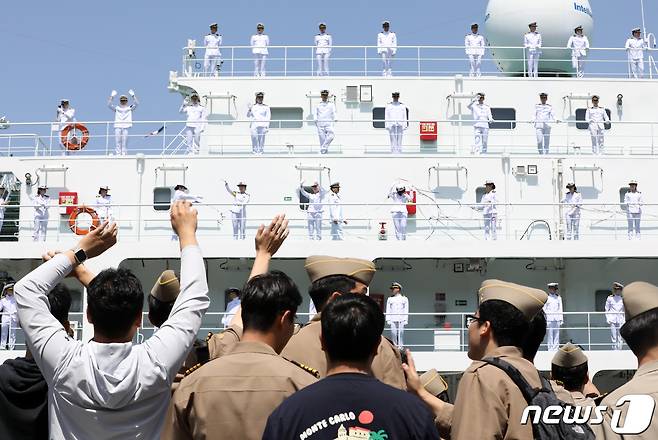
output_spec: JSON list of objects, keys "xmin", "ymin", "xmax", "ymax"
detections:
[
  {"xmin": 56, "ymin": 99, "xmax": 76, "ymax": 131},
  {"xmin": 314, "ymin": 23, "xmax": 332, "ymax": 76},
  {"xmin": 299, "ymin": 181, "xmax": 328, "ymax": 240},
  {"xmin": 31, "ymin": 185, "xmax": 50, "ymax": 242},
  {"xmin": 0, "ymin": 189, "xmax": 9, "ymax": 235},
  {"xmin": 467, "ymin": 93, "xmax": 493, "ymax": 154},
  {"xmin": 626, "ymin": 28, "xmax": 647, "ymax": 79},
  {"xmin": 479, "ymin": 180, "xmax": 498, "ymax": 240},
  {"xmin": 386, "ymin": 282, "xmax": 409, "ymax": 348},
  {"xmin": 94, "ymin": 185, "xmax": 113, "ymax": 223},
  {"xmin": 328, "ymin": 182, "xmax": 346, "ymax": 240},
  {"xmin": 524, "ymin": 22, "xmax": 542, "ymax": 78},
  {"xmin": 585, "ymin": 95, "xmax": 609, "ymax": 154},
  {"xmin": 465, "ymin": 23, "xmax": 486, "ymax": 77},
  {"xmin": 377, "ymin": 21, "xmax": 397, "ymax": 77},
  {"xmin": 562, "ymin": 183, "xmax": 582, "ymax": 240},
  {"xmin": 385, "ymin": 92, "xmax": 408, "ymax": 154},
  {"xmin": 605, "ymin": 282, "xmax": 626, "ymax": 350},
  {"xmin": 203, "ymin": 23, "xmax": 223, "ymax": 76},
  {"xmin": 624, "ymin": 180, "xmax": 643, "ymax": 240},
  {"xmin": 566, "ymin": 26, "xmax": 589, "ymax": 78},
  {"xmin": 170, "ymin": 184, "xmax": 203, "ymax": 240},
  {"xmin": 179, "ymin": 93, "xmax": 208, "ymax": 155},
  {"xmin": 388, "ymin": 183, "xmax": 413, "ymax": 240},
  {"xmin": 224, "ymin": 180, "xmax": 250, "ymax": 240},
  {"xmin": 544, "ymin": 283, "xmax": 564, "ymax": 351},
  {"xmin": 0, "ymin": 283, "xmax": 17, "ymax": 350},
  {"xmin": 247, "ymin": 92, "xmax": 271, "ymax": 155},
  {"xmin": 314, "ymin": 90, "xmax": 337, "ymax": 154},
  {"xmin": 534, "ymin": 92, "xmax": 556, "ymax": 154},
  {"xmin": 251, "ymin": 23, "xmax": 269, "ymax": 77},
  {"xmin": 108, "ymin": 90, "xmax": 138, "ymax": 156}
]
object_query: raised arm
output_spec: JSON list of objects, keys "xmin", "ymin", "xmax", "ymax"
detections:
[
  {"xmin": 107, "ymin": 96, "xmax": 116, "ymax": 111},
  {"xmin": 179, "ymin": 99, "xmax": 188, "ymax": 114},
  {"xmin": 130, "ymin": 90, "xmax": 139, "ymax": 109},
  {"xmin": 224, "ymin": 180, "xmax": 235, "ymax": 196},
  {"xmin": 299, "ymin": 182, "xmax": 312, "ymax": 198}
]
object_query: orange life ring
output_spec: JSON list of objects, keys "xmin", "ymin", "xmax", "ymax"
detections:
[
  {"xmin": 60, "ymin": 123, "xmax": 90, "ymax": 151},
  {"xmin": 68, "ymin": 206, "xmax": 100, "ymax": 235}
]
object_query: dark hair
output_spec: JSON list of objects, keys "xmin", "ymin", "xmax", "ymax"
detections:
[
  {"xmin": 48, "ymin": 284, "xmax": 72, "ymax": 326},
  {"xmin": 87, "ymin": 268, "xmax": 144, "ymax": 339},
  {"xmin": 620, "ymin": 307, "xmax": 658, "ymax": 357},
  {"xmin": 241, "ymin": 271, "xmax": 301, "ymax": 332},
  {"xmin": 522, "ymin": 310, "xmax": 547, "ymax": 361},
  {"xmin": 478, "ymin": 300, "xmax": 530, "ymax": 348},
  {"xmin": 321, "ymin": 293, "xmax": 385, "ymax": 364},
  {"xmin": 308, "ymin": 275, "xmax": 357, "ymax": 312},
  {"xmin": 147, "ymin": 295, "xmax": 176, "ymax": 328},
  {"xmin": 552, "ymin": 362, "xmax": 589, "ymax": 391}
]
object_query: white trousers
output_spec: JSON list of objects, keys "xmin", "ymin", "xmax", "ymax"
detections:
[
  {"xmin": 473, "ymin": 127, "xmax": 489, "ymax": 154},
  {"xmin": 468, "ymin": 55, "xmax": 482, "ymax": 77},
  {"xmin": 0, "ymin": 216, "xmax": 4, "ymax": 236},
  {"xmin": 317, "ymin": 125, "xmax": 335, "ymax": 154},
  {"xmin": 316, "ymin": 53, "xmax": 330, "ymax": 76},
  {"xmin": 528, "ymin": 52, "xmax": 540, "ymax": 77},
  {"xmin": 250, "ymin": 126, "xmax": 267, "ymax": 154},
  {"xmin": 392, "ymin": 212, "xmax": 408, "ymax": 240},
  {"xmin": 610, "ymin": 322, "xmax": 623, "ymax": 350},
  {"xmin": 307, "ymin": 212, "xmax": 322, "ymax": 240},
  {"xmin": 184, "ymin": 126, "xmax": 201, "ymax": 155},
  {"xmin": 589, "ymin": 126, "xmax": 605, "ymax": 154},
  {"xmin": 484, "ymin": 214, "xmax": 497, "ymax": 240},
  {"xmin": 114, "ymin": 127, "xmax": 129, "ymax": 156},
  {"xmin": 331, "ymin": 221, "xmax": 344, "ymax": 240},
  {"xmin": 254, "ymin": 54, "xmax": 267, "ymax": 77},
  {"xmin": 390, "ymin": 321, "xmax": 405, "ymax": 347},
  {"xmin": 231, "ymin": 212, "xmax": 246, "ymax": 240},
  {"xmin": 629, "ymin": 59, "xmax": 644, "ymax": 78},
  {"xmin": 388, "ymin": 125, "xmax": 404, "ymax": 153},
  {"xmin": 381, "ymin": 50, "xmax": 394, "ymax": 76},
  {"xmin": 536, "ymin": 127, "xmax": 551, "ymax": 154},
  {"xmin": 565, "ymin": 215, "xmax": 580, "ymax": 240},
  {"xmin": 547, "ymin": 321, "xmax": 561, "ymax": 351},
  {"xmin": 33, "ymin": 217, "xmax": 48, "ymax": 241},
  {"xmin": 204, "ymin": 52, "xmax": 221, "ymax": 76},
  {"xmin": 0, "ymin": 317, "xmax": 17, "ymax": 350},
  {"xmin": 572, "ymin": 56, "xmax": 585, "ymax": 78},
  {"xmin": 627, "ymin": 212, "xmax": 641, "ymax": 240}
]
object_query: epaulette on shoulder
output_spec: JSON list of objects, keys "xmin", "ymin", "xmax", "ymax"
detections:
[
  {"xmin": 285, "ymin": 358, "xmax": 320, "ymax": 378},
  {"xmin": 184, "ymin": 362, "xmax": 203, "ymax": 377},
  {"xmin": 205, "ymin": 331, "xmax": 214, "ymax": 343}
]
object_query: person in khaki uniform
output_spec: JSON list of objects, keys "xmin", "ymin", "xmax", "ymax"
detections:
[
  {"xmin": 162, "ymin": 270, "xmax": 318, "ymax": 440},
  {"xmin": 600, "ymin": 281, "xmax": 658, "ymax": 439},
  {"xmin": 280, "ymin": 255, "xmax": 406, "ymax": 389},
  {"xmin": 551, "ymin": 342, "xmax": 598, "ymax": 407}
]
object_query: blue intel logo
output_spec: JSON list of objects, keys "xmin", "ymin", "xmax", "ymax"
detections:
[{"xmin": 574, "ymin": 2, "xmax": 593, "ymax": 17}]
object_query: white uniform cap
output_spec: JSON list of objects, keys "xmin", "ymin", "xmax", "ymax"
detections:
[
  {"xmin": 318, "ymin": 22, "xmax": 327, "ymax": 27},
  {"xmin": 311, "ymin": 181, "xmax": 319, "ymax": 186},
  {"xmin": 257, "ymin": 22, "xmax": 265, "ymax": 27},
  {"xmin": 60, "ymin": 98, "xmax": 70, "ymax": 103},
  {"xmin": 119, "ymin": 95, "xmax": 128, "ymax": 100},
  {"xmin": 237, "ymin": 181, "xmax": 247, "ymax": 186},
  {"xmin": 210, "ymin": 23, "xmax": 218, "ymax": 27},
  {"xmin": 471, "ymin": 23, "xmax": 479, "ymax": 27},
  {"xmin": 390, "ymin": 282, "xmax": 403, "ymax": 290},
  {"xmin": 37, "ymin": 185, "xmax": 48, "ymax": 190},
  {"xmin": 613, "ymin": 282, "xmax": 624, "ymax": 289},
  {"xmin": 395, "ymin": 185, "xmax": 406, "ymax": 191},
  {"xmin": 629, "ymin": 180, "xmax": 638, "ymax": 185},
  {"xmin": 632, "ymin": 27, "xmax": 641, "ymax": 33},
  {"xmin": 382, "ymin": 20, "xmax": 390, "ymax": 26},
  {"xmin": 330, "ymin": 182, "xmax": 340, "ymax": 188},
  {"xmin": 547, "ymin": 282, "xmax": 559, "ymax": 288},
  {"xmin": 99, "ymin": 185, "xmax": 110, "ymax": 191},
  {"xmin": 485, "ymin": 180, "xmax": 495, "ymax": 185},
  {"xmin": 529, "ymin": 22, "xmax": 538, "ymax": 27}
]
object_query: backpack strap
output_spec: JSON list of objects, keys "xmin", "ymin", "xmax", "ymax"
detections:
[{"xmin": 482, "ymin": 357, "xmax": 539, "ymax": 404}]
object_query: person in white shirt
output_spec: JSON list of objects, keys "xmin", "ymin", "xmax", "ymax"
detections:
[
  {"xmin": 385, "ymin": 92, "xmax": 408, "ymax": 154},
  {"xmin": 224, "ymin": 180, "xmax": 250, "ymax": 240},
  {"xmin": 585, "ymin": 95, "xmax": 609, "ymax": 154},
  {"xmin": 221, "ymin": 288, "xmax": 241, "ymax": 328},
  {"xmin": 314, "ymin": 23, "xmax": 332, "ymax": 76},
  {"xmin": 204, "ymin": 23, "xmax": 223, "ymax": 76},
  {"xmin": 524, "ymin": 22, "xmax": 542, "ymax": 78},
  {"xmin": 94, "ymin": 185, "xmax": 113, "ymax": 223},
  {"xmin": 171, "ymin": 185, "xmax": 203, "ymax": 240},
  {"xmin": 479, "ymin": 180, "xmax": 498, "ymax": 240},
  {"xmin": 543, "ymin": 283, "xmax": 564, "ymax": 351},
  {"xmin": 107, "ymin": 90, "xmax": 138, "ymax": 156},
  {"xmin": 247, "ymin": 92, "xmax": 271, "ymax": 155},
  {"xmin": 534, "ymin": 92, "xmax": 556, "ymax": 154},
  {"xmin": 328, "ymin": 182, "xmax": 346, "ymax": 240},
  {"xmin": 179, "ymin": 93, "xmax": 208, "ymax": 155},
  {"xmin": 31, "ymin": 185, "xmax": 50, "ymax": 242},
  {"xmin": 625, "ymin": 28, "xmax": 647, "ymax": 79},
  {"xmin": 467, "ymin": 93, "xmax": 494, "ymax": 154},
  {"xmin": 385, "ymin": 282, "xmax": 409, "ymax": 348},
  {"xmin": 605, "ymin": 282, "xmax": 625, "ymax": 350},
  {"xmin": 624, "ymin": 180, "xmax": 643, "ymax": 240},
  {"xmin": 13, "ymin": 203, "xmax": 209, "ymax": 439},
  {"xmin": 562, "ymin": 183, "xmax": 582, "ymax": 240},
  {"xmin": 299, "ymin": 181, "xmax": 328, "ymax": 240},
  {"xmin": 251, "ymin": 23, "xmax": 269, "ymax": 77},
  {"xmin": 377, "ymin": 21, "xmax": 397, "ymax": 77},
  {"xmin": 465, "ymin": 23, "xmax": 486, "ymax": 77},
  {"xmin": 0, "ymin": 188, "xmax": 9, "ymax": 235},
  {"xmin": 0, "ymin": 283, "xmax": 17, "ymax": 350},
  {"xmin": 566, "ymin": 26, "xmax": 589, "ymax": 78},
  {"xmin": 388, "ymin": 183, "xmax": 413, "ymax": 240},
  {"xmin": 314, "ymin": 89, "xmax": 337, "ymax": 154},
  {"xmin": 56, "ymin": 99, "xmax": 75, "ymax": 131}
]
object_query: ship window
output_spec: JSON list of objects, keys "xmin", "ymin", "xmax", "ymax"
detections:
[
  {"xmin": 575, "ymin": 108, "xmax": 612, "ymax": 130},
  {"xmin": 270, "ymin": 107, "xmax": 303, "ymax": 129},
  {"xmin": 619, "ymin": 187, "xmax": 630, "ymax": 211},
  {"xmin": 153, "ymin": 187, "xmax": 172, "ymax": 211},
  {"xmin": 372, "ymin": 107, "xmax": 410, "ymax": 129},
  {"xmin": 490, "ymin": 108, "xmax": 516, "ymax": 129}
]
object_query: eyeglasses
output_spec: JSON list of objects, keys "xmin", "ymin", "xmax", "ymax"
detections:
[{"xmin": 465, "ymin": 314, "xmax": 483, "ymax": 327}]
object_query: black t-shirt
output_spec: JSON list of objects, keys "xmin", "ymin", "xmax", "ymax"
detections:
[{"xmin": 262, "ymin": 373, "xmax": 439, "ymax": 440}]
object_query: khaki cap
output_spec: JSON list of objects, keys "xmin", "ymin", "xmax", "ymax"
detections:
[
  {"xmin": 622, "ymin": 281, "xmax": 658, "ymax": 322},
  {"xmin": 420, "ymin": 369, "xmax": 448, "ymax": 396},
  {"xmin": 552, "ymin": 342, "xmax": 588, "ymax": 368},
  {"xmin": 150, "ymin": 270, "xmax": 180, "ymax": 303},
  {"xmin": 478, "ymin": 279, "xmax": 548, "ymax": 320},
  {"xmin": 304, "ymin": 255, "xmax": 376, "ymax": 286}
]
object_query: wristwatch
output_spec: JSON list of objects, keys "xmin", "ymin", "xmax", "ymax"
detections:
[{"xmin": 73, "ymin": 248, "xmax": 88, "ymax": 264}]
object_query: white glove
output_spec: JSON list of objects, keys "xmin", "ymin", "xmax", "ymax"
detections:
[
  {"xmin": 111, "ymin": 90, "xmax": 118, "ymax": 97},
  {"xmin": 128, "ymin": 89, "xmax": 135, "ymax": 97}
]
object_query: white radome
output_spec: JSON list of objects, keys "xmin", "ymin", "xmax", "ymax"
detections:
[{"xmin": 484, "ymin": 0, "xmax": 594, "ymax": 76}]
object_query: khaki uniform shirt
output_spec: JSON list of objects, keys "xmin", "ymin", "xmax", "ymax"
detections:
[
  {"xmin": 207, "ymin": 325, "xmax": 242, "ymax": 359},
  {"xmin": 162, "ymin": 341, "xmax": 317, "ymax": 440}
]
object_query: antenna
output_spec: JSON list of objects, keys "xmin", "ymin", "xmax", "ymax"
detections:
[{"xmin": 640, "ymin": 0, "xmax": 648, "ymax": 36}]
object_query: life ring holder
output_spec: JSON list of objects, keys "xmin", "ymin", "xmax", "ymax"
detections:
[{"xmin": 60, "ymin": 123, "xmax": 90, "ymax": 151}]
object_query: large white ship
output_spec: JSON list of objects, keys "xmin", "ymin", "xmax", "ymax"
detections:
[{"xmin": 0, "ymin": 0, "xmax": 655, "ymax": 398}]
